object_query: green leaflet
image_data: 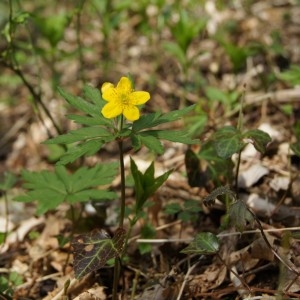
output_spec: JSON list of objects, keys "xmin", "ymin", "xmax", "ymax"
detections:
[{"xmin": 14, "ymin": 163, "xmax": 118, "ymax": 215}]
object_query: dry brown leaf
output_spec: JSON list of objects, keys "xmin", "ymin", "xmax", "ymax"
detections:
[
  {"xmin": 189, "ymin": 264, "xmax": 227, "ymax": 293},
  {"xmin": 73, "ymin": 285, "xmax": 106, "ymax": 300}
]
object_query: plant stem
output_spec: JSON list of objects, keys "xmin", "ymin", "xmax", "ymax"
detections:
[
  {"xmin": 112, "ymin": 259, "xmax": 120, "ymax": 300},
  {"xmin": 234, "ymin": 150, "xmax": 242, "ymax": 193},
  {"xmin": 118, "ymin": 138, "xmax": 126, "ymax": 228},
  {"xmin": 234, "ymin": 85, "xmax": 246, "ymax": 192},
  {"xmin": 112, "ymin": 116, "xmax": 126, "ymax": 300}
]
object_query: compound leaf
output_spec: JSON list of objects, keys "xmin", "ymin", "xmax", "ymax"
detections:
[{"xmin": 15, "ymin": 163, "xmax": 118, "ymax": 215}]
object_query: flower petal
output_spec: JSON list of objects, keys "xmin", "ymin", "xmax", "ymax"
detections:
[
  {"xmin": 129, "ymin": 91, "xmax": 150, "ymax": 105},
  {"xmin": 123, "ymin": 105, "xmax": 140, "ymax": 121},
  {"xmin": 101, "ymin": 82, "xmax": 114, "ymax": 94},
  {"xmin": 102, "ymin": 87, "xmax": 118, "ymax": 102},
  {"xmin": 101, "ymin": 101, "xmax": 122, "ymax": 119},
  {"xmin": 116, "ymin": 77, "xmax": 132, "ymax": 95}
]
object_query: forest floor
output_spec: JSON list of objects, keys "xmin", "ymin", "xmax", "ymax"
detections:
[{"xmin": 1, "ymin": 1, "xmax": 300, "ymax": 299}]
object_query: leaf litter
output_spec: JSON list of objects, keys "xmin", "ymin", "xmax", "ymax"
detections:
[{"xmin": 1, "ymin": 1, "xmax": 300, "ymax": 299}]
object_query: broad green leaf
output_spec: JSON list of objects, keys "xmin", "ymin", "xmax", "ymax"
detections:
[
  {"xmin": 72, "ymin": 228, "xmax": 126, "ymax": 279},
  {"xmin": 15, "ymin": 163, "xmax": 118, "ymax": 215},
  {"xmin": 181, "ymin": 232, "xmax": 220, "ymax": 255},
  {"xmin": 130, "ymin": 158, "xmax": 172, "ymax": 212},
  {"xmin": 212, "ymin": 126, "xmax": 243, "ymax": 158},
  {"xmin": 130, "ymin": 158, "xmax": 145, "ymax": 209},
  {"xmin": 143, "ymin": 170, "xmax": 172, "ymax": 201},
  {"xmin": 136, "ymin": 135, "xmax": 164, "ymax": 154},
  {"xmin": 243, "ymin": 129, "xmax": 271, "ymax": 154},
  {"xmin": 16, "ymin": 189, "xmax": 66, "ymax": 215},
  {"xmin": 162, "ymin": 105, "xmax": 196, "ymax": 123},
  {"xmin": 83, "ymin": 85, "xmax": 104, "ymax": 107},
  {"xmin": 229, "ymin": 200, "xmax": 254, "ymax": 232},
  {"xmin": 131, "ymin": 134, "xmax": 141, "ymax": 151},
  {"xmin": 56, "ymin": 139, "xmax": 106, "ymax": 165},
  {"xmin": 67, "ymin": 114, "xmax": 112, "ymax": 126},
  {"xmin": 55, "ymin": 166, "xmax": 71, "ymax": 192},
  {"xmin": 141, "ymin": 129, "xmax": 198, "ymax": 145},
  {"xmin": 133, "ymin": 105, "xmax": 195, "ymax": 132},
  {"xmin": 66, "ymin": 190, "xmax": 116, "ymax": 203},
  {"xmin": 58, "ymin": 87, "xmax": 99, "ymax": 116},
  {"xmin": 132, "ymin": 111, "xmax": 163, "ymax": 132},
  {"xmin": 71, "ymin": 163, "xmax": 119, "ymax": 192},
  {"xmin": 45, "ymin": 127, "xmax": 111, "ymax": 145}
]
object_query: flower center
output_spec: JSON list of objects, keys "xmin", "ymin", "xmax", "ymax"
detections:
[{"xmin": 120, "ymin": 94, "xmax": 129, "ymax": 106}]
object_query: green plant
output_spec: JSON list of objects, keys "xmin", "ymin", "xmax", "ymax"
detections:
[
  {"xmin": 277, "ymin": 65, "xmax": 300, "ymax": 86},
  {"xmin": 181, "ymin": 99, "xmax": 273, "ymax": 292},
  {"xmin": 0, "ymin": 271, "xmax": 23, "ymax": 298},
  {"xmin": 164, "ymin": 199, "xmax": 202, "ymax": 223},
  {"xmin": 162, "ymin": 8, "xmax": 207, "ymax": 107},
  {"xmin": 15, "ymin": 76, "xmax": 197, "ymax": 299}
]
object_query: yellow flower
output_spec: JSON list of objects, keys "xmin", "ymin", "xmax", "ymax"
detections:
[{"xmin": 101, "ymin": 77, "xmax": 150, "ymax": 121}]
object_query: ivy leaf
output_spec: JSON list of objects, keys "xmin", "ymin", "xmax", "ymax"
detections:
[
  {"xmin": 229, "ymin": 200, "xmax": 254, "ymax": 232},
  {"xmin": 243, "ymin": 129, "xmax": 272, "ymax": 154},
  {"xmin": 181, "ymin": 232, "xmax": 220, "ymax": 255},
  {"xmin": 212, "ymin": 126, "xmax": 243, "ymax": 158},
  {"xmin": 14, "ymin": 163, "xmax": 118, "ymax": 215},
  {"xmin": 72, "ymin": 228, "xmax": 126, "ymax": 279}
]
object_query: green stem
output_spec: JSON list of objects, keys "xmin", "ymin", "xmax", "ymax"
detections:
[
  {"xmin": 234, "ymin": 86, "xmax": 246, "ymax": 192},
  {"xmin": 234, "ymin": 150, "xmax": 242, "ymax": 193},
  {"xmin": 118, "ymin": 139, "xmax": 126, "ymax": 228},
  {"xmin": 112, "ymin": 116, "xmax": 126, "ymax": 300}
]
